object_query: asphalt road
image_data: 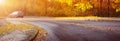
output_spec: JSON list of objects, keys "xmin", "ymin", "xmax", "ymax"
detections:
[{"xmin": 22, "ymin": 19, "xmax": 120, "ymax": 41}]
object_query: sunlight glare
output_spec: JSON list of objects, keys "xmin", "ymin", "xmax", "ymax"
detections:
[{"xmin": 0, "ymin": 0, "xmax": 4, "ymax": 4}]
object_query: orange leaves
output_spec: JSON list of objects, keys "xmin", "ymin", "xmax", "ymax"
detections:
[{"xmin": 57, "ymin": 0, "xmax": 73, "ymax": 5}]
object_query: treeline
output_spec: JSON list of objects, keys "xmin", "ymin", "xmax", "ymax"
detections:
[{"xmin": 0, "ymin": 0, "xmax": 120, "ymax": 17}]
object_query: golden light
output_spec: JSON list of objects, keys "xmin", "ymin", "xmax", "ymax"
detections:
[
  {"xmin": 48, "ymin": 0, "xmax": 51, "ymax": 2},
  {"xmin": 0, "ymin": 0, "xmax": 4, "ymax": 4}
]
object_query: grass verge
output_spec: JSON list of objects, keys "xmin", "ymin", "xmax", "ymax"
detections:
[{"xmin": 0, "ymin": 22, "xmax": 47, "ymax": 41}]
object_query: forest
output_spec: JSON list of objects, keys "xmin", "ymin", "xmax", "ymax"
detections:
[{"xmin": 0, "ymin": 0, "xmax": 120, "ymax": 17}]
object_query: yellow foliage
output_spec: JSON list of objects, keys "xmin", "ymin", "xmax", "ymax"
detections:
[
  {"xmin": 75, "ymin": 2, "xmax": 93, "ymax": 12},
  {"xmin": 116, "ymin": 8, "xmax": 120, "ymax": 12},
  {"xmin": 57, "ymin": 0, "xmax": 72, "ymax": 5}
]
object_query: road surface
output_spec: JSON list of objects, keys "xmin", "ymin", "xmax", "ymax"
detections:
[{"xmin": 21, "ymin": 19, "xmax": 120, "ymax": 41}]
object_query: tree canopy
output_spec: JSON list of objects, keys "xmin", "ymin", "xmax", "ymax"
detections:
[{"xmin": 0, "ymin": 0, "xmax": 120, "ymax": 17}]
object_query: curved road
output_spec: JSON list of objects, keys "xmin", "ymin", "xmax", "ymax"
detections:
[{"xmin": 23, "ymin": 20, "xmax": 120, "ymax": 41}]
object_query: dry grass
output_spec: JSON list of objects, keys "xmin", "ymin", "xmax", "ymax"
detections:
[
  {"xmin": 0, "ymin": 22, "xmax": 47, "ymax": 41},
  {"xmin": 0, "ymin": 22, "xmax": 38, "ymax": 36}
]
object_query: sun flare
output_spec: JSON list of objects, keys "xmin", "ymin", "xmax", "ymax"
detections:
[{"xmin": 0, "ymin": 0, "xmax": 3, "ymax": 4}]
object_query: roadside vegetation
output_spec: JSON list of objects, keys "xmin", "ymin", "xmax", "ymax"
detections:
[
  {"xmin": 0, "ymin": 22, "xmax": 37, "ymax": 35},
  {"xmin": 0, "ymin": 22, "xmax": 47, "ymax": 41},
  {"xmin": 0, "ymin": 0, "xmax": 120, "ymax": 17}
]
